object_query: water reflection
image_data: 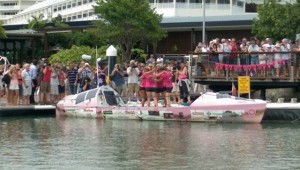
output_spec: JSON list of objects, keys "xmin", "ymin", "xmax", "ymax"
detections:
[{"xmin": 1, "ymin": 118, "xmax": 300, "ymax": 169}]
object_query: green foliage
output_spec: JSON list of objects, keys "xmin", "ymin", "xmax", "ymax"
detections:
[
  {"xmin": 131, "ymin": 48, "xmax": 147, "ymax": 63},
  {"xmin": 27, "ymin": 14, "xmax": 48, "ymax": 29},
  {"xmin": 0, "ymin": 20, "xmax": 6, "ymax": 38},
  {"xmin": 93, "ymin": 0, "xmax": 166, "ymax": 62},
  {"xmin": 252, "ymin": 0, "xmax": 300, "ymax": 41},
  {"xmin": 49, "ymin": 45, "xmax": 105, "ymax": 66}
]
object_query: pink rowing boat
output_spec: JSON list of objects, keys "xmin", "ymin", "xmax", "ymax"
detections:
[{"xmin": 56, "ymin": 86, "xmax": 266, "ymax": 123}]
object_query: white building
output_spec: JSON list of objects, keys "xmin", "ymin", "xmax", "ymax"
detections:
[{"xmin": 0, "ymin": 0, "xmax": 45, "ymax": 21}]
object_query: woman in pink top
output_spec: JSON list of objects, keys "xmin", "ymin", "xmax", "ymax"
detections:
[
  {"xmin": 163, "ymin": 67, "xmax": 173, "ymax": 107},
  {"xmin": 8, "ymin": 65, "xmax": 19, "ymax": 105},
  {"xmin": 178, "ymin": 62, "xmax": 191, "ymax": 104},
  {"xmin": 145, "ymin": 64, "xmax": 158, "ymax": 107},
  {"xmin": 140, "ymin": 67, "xmax": 150, "ymax": 107}
]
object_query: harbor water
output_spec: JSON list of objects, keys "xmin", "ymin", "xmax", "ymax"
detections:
[{"xmin": 1, "ymin": 117, "xmax": 300, "ymax": 170}]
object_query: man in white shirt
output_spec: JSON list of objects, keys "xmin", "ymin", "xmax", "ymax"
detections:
[
  {"xmin": 248, "ymin": 38, "xmax": 260, "ymax": 64},
  {"xmin": 156, "ymin": 55, "xmax": 163, "ymax": 67},
  {"xmin": 126, "ymin": 60, "xmax": 140, "ymax": 103}
]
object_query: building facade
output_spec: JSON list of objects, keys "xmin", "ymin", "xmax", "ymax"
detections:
[
  {"xmin": 0, "ymin": 0, "xmax": 45, "ymax": 21},
  {"xmin": 1, "ymin": 0, "xmax": 297, "ymax": 54}
]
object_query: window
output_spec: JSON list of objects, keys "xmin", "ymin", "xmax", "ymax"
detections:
[
  {"xmin": 218, "ymin": 0, "xmax": 230, "ymax": 4},
  {"xmin": 72, "ymin": 15, "xmax": 76, "ymax": 19},
  {"xmin": 77, "ymin": 14, "xmax": 82, "ymax": 19},
  {"xmin": 62, "ymin": 18, "xmax": 66, "ymax": 22},
  {"xmin": 76, "ymin": 92, "xmax": 87, "ymax": 104},
  {"xmin": 63, "ymin": 5, "xmax": 66, "ymax": 10},
  {"xmin": 83, "ymin": 13, "xmax": 87, "ymax": 18},
  {"xmin": 54, "ymin": 8, "xmax": 57, "ymax": 12},
  {"xmin": 67, "ymin": 4, "xmax": 71, "ymax": 8},
  {"xmin": 86, "ymin": 89, "xmax": 98, "ymax": 101},
  {"xmin": 67, "ymin": 17, "xmax": 71, "ymax": 21},
  {"xmin": 88, "ymin": 12, "xmax": 94, "ymax": 16},
  {"xmin": 78, "ymin": 1, "xmax": 82, "ymax": 5},
  {"xmin": 58, "ymin": 7, "xmax": 61, "ymax": 11},
  {"xmin": 72, "ymin": 2, "xmax": 76, "ymax": 7},
  {"xmin": 104, "ymin": 91, "xmax": 117, "ymax": 106},
  {"xmin": 83, "ymin": 0, "xmax": 87, "ymax": 4},
  {"xmin": 89, "ymin": 0, "xmax": 93, "ymax": 2},
  {"xmin": 190, "ymin": 0, "xmax": 201, "ymax": 2}
]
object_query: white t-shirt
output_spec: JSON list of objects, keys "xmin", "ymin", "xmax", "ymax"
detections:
[
  {"xmin": 21, "ymin": 70, "xmax": 31, "ymax": 86},
  {"xmin": 126, "ymin": 67, "xmax": 140, "ymax": 84},
  {"xmin": 50, "ymin": 71, "xmax": 59, "ymax": 85}
]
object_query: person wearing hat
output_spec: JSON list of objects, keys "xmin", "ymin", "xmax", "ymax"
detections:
[
  {"xmin": 274, "ymin": 42, "xmax": 282, "ymax": 77},
  {"xmin": 78, "ymin": 62, "xmax": 92, "ymax": 93},
  {"xmin": 126, "ymin": 60, "xmax": 140, "ymax": 103}
]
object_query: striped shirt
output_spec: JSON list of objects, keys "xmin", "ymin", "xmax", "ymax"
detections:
[{"xmin": 67, "ymin": 68, "xmax": 78, "ymax": 84}]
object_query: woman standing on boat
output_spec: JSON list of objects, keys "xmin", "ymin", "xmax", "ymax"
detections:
[
  {"xmin": 155, "ymin": 66, "xmax": 165, "ymax": 106},
  {"xmin": 178, "ymin": 62, "xmax": 191, "ymax": 104},
  {"xmin": 8, "ymin": 65, "xmax": 19, "ymax": 105},
  {"xmin": 145, "ymin": 64, "xmax": 158, "ymax": 107},
  {"xmin": 139, "ymin": 67, "xmax": 150, "ymax": 107},
  {"xmin": 163, "ymin": 67, "xmax": 173, "ymax": 107}
]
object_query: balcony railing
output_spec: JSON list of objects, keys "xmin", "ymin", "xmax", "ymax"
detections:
[{"xmin": 182, "ymin": 51, "xmax": 300, "ymax": 82}]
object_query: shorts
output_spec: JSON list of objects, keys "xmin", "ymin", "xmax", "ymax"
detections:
[
  {"xmin": 9, "ymin": 84, "xmax": 19, "ymax": 90},
  {"xmin": 40, "ymin": 81, "xmax": 50, "ymax": 93},
  {"xmin": 128, "ymin": 83, "xmax": 139, "ymax": 93},
  {"xmin": 139, "ymin": 86, "xmax": 145, "ymax": 91},
  {"xmin": 156, "ymin": 87, "xmax": 166, "ymax": 93},
  {"xmin": 58, "ymin": 85, "xmax": 65, "ymax": 94},
  {"xmin": 145, "ymin": 87, "xmax": 156, "ymax": 92},
  {"xmin": 166, "ymin": 87, "xmax": 173, "ymax": 93},
  {"xmin": 22, "ymin": 85, "xmax": 32, "ymax": 96},
  {"xmin": 51, "ymin": 85, "xmax": 59, "ymax": 95},
  {"xmin": 172, "ymin": 82, "xmax": 179, "ymax": 92},
  {"xmin": 19, "ymin": 85, "xmax": 23, "ymax": 97}
]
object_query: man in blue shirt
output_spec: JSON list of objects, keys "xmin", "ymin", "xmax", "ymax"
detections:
[{"xmin": 29, "ymin": 59, "xmax": 38, "ymax": 104}]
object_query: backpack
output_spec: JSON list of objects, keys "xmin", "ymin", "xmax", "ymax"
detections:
[{"xmin": 2, "ymin": 73, "xmax": 10, "ymax": 85}]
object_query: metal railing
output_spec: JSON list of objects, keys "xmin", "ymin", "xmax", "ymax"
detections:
[{"xmin": 189, "ymin": 51, "xmax": 300, "ymax": 82}]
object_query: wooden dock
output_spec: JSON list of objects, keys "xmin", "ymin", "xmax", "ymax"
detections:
[{"xmin": 0, "ymin": 105, "xmax": 55, "ymax": 117}]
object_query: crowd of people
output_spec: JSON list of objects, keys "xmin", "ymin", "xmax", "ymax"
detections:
[
  {"xmin": 0, "ymin": 36, "xmax": 299, "ymax": 106},
  {"xmin": 0, "ymin": 56, "xmax": 191, "ymax": 107},
  {"xmin": 194, "ymin": 37, "xmax": 300, "ymax": 77}
]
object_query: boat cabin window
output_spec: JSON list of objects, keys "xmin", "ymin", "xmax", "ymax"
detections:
[
  {"xmin": 76, "ymin": 92, "xmax": 87, "ymax": 104},
  {"xmin": 86, "ymin": 88, "xmax": 98, "ymax": 101},
  {"xmin": 103, "ymin": 91, "xmax": 117, "ymax": 106}
]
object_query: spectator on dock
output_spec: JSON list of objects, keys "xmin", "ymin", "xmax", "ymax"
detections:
[
  {"xmin": 67, "ymin": 62, "xmax": 78, "ymax": 95},
  {"xmin": 110, "ymin": 64, "xmax": 125, "ymax": 95},
  {"xmin": 146, "ymin": 54, "xmax": 155, "ymax": 64},
  {"xmin": 29, "ymin": 59, "xmax": 38, "ymax": 104},
  {"xmin": 50, "ymin": 65, "xmax": 59, "ymax": 104},
  {"xmin": 58, "ymin": 66, "xmax": 66, "ymax": 100},
  {"xmin": 16, "ymin": 64, "xmax": 23, "ymax": 105},
  {"xmin": 274, "ymin": 43, "xmax": 282, "ymax": 77},
  {"xmin": 7, "ymin": 65, "xmax": 19, "ymax": 105},
  {"xmin": 40, "ymin": 62, "xmax": 52, "ymax": 105},
  {"xmin": 281, "ymin": 38, "xmax": 291, "ymax": 77},
  {"xmin": 127, "ymin": 60, "xmax": 140, "ymax": 103},
  {"xmin": 22, "ymin": 63, "xmax": 32, "ymax": 105},
  {"xmin": 248, "ymin": 38, "xmax": 260, "ymax": 65},
  {"xmin": 78, "ymin": 63, "xmax": 92, "ymax": 93}
]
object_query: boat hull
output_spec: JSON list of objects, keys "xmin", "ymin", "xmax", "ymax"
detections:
[{"xmin": 56, "ymin": 105, "xmax": 265, "ymax": 123}]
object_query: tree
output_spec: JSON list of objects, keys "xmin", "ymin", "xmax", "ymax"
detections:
[
  {"xmin": 252, "ymin": 0, "xmax": 300, "ymax": 41},
  {"xmin": 49, "ymin": 45, "xmax": 105, "ymax": 66},
  {"xmin": 93, "ymin": 0, "xmax": 166, "ymax": 62},
  {"xmin": 0, "ymin": 21, "xmax": 6, "ymax": 38},
  {"xmin": 27, "ymin": 14, "xmax": 48, "ymax": 29}
]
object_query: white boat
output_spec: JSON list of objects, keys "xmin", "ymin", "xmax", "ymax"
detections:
[{"xmin": 56, "ymin": 86, "xmax": 266, "ymax": 123}]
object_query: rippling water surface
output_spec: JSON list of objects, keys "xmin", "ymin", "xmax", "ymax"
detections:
[{"xmin": 1, "ymin": 117, "xmax": 300, "ymax": 170}]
